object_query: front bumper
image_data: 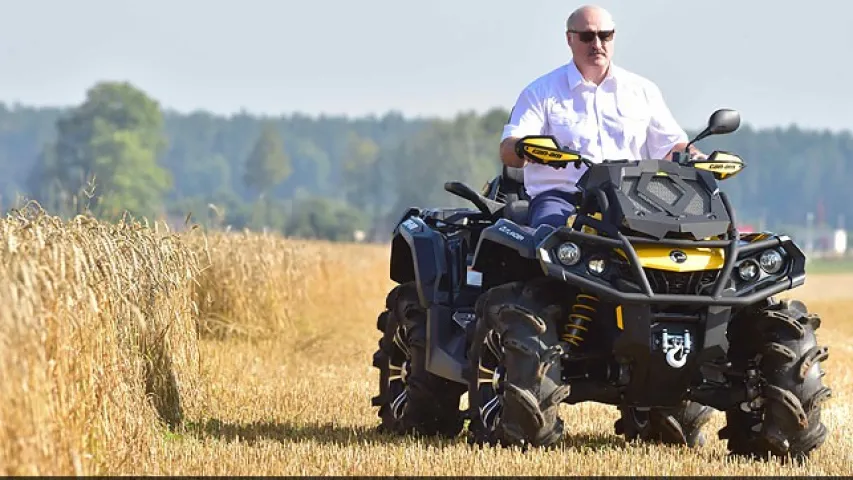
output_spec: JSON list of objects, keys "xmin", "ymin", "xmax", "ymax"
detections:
[{"xmin": 537, "ymin": 228, "xmax": 806, "ymax": 307}]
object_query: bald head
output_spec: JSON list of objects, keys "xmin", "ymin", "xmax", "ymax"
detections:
[{"xmin": 566, "ymin": 5, "xmax": 615, "ymax": 32}]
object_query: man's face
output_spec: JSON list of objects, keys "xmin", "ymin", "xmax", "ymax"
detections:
[{"xmin": 566, "ymin": 10, "xmax": 615, "ymax": 69}]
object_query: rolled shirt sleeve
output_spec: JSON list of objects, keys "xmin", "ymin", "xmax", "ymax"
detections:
[
  {"xmin": 501, "ymin": 86, "xmax": 547, "ymax": 141},
  {"xmin": 644, "ymin": 83, "xmax": 688, "ymax": 159}
]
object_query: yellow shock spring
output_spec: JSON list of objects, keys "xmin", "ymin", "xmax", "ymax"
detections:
[{"xmin": 561, "ymin": 293, "xmax": 599, "ymax": 347}]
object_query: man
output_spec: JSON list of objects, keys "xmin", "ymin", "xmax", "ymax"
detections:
[{"xmin": 500, "ymin": 5, "xmax": 704, "ymax": 228}]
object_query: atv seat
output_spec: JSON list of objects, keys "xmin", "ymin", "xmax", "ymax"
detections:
[
  {"xmin": 500, "ymin": 166, "xmax": 528, "ymax": 203},
  {"xmin": 503, "ymin": 199, "xmax": 530, "ymax": 225}
]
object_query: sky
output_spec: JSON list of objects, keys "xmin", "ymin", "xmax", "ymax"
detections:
[{"xmin": 1, "ymin": 0, "xmax": 851, "ymax": 132}]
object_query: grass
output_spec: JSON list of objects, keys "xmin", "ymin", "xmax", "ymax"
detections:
[
  {"xmin": 2, "ymin": 207, "xmax": 851, "ymax": 475},
  {"xmin": 807, "ymin": 256, "xmax": 853, "ymax": 274}
]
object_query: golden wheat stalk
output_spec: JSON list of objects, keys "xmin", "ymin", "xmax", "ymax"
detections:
[{"xmin": 0, "ymin": 204, "xmax": 203, "ymax": 475}]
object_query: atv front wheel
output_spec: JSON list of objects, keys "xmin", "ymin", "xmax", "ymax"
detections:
[
  {"xmin": 720, "ymin": 298, "xmax": 832, "ymax": 461},
  {"xmin": 467, "ymin": 279, "xmax": 570, "ymax": 448},
  {"xmin": 371, "ymin": 283, "xmax": 466, "ymax": 437}
]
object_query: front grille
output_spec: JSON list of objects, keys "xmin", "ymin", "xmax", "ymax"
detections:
[
  {"xmin": 620, "ymin": 176, "xmax": 710, "ymax": 216},
  {"xmin": 644, "ymin": 269, "xmax": 719, "ymax": 295},
  {"xmin": 621, "ymin": 178, "xmax": 655, "ymax": 214},
  {"xmin": 646, "ymin": 177, "xmax": 682, "ymax": 206},
  {"xmin": 614, "ymin": 260, "xmax": 720, "ymax": 296}
]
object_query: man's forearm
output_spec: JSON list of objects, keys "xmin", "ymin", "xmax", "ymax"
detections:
[{"xmin": 500, "ymin": 137, "xmax": 526, "ymax": 168}]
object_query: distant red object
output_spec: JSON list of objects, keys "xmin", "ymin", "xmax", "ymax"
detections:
[{"xmin": 739, "ymin": 224, "xmax": 755, "ymax": 234}]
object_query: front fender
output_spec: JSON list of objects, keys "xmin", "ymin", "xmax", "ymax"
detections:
[{"xmin": 471, "ymin": 219, "xmax": 555, "ymax": 271}]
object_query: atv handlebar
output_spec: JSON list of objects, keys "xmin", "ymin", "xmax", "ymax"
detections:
[
  {"xmin": 515, "ymin": 135, "xmax": 720, "ymax": 169},
  {"xmin": 444, "ymin": 181, "xmax": 503, "ymax": 217},
  {"xmin": 516, "ymin": 109, "xmax": 741, "ymax": 169}
]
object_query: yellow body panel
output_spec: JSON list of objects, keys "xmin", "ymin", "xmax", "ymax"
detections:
[
  {"xmin": 745, "ymin": 232, "xmax": 771, "ymax": 242},
  {"xmin": 616, "ymin": 245, "xmax": 725, "ymax": 272},
  {"xmin": 567, "ymin": 212, "xmax": 601, "ymax": 234}
]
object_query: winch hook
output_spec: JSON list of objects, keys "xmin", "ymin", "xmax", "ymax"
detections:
[{"xmin": 666, "ymin": 343, "xmax": 688, "ymax": 368}]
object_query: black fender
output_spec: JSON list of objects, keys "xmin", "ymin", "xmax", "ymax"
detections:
[
  {"xmin": 389, "ymin": 214, "xmax": 450, "ymax": 308},
  {"xmin": 471, "ymin": 218, "xmax": 555, "ymax": 273},
  {"xmin": 387, "ymin": 212, "xmax": 475, "ymax": 386},
  {"xmin": 389, "ymin": 207, "xmax": 419, "ymax": 285}
]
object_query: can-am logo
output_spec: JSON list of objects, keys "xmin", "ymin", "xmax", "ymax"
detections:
[
  {"xmin": 498, "ymin": 225, "xmax": 525, "ymax": 241},
  {"xmin": 529, "ymin": 147, "xmax": 562, "ymax": 159},
  {"xmin": 670, "ymin": 250, "xmax": 688, "ymax": 264}
]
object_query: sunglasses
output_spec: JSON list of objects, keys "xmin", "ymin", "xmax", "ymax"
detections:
[{"xmin": 569, "ymin": 30, "xmax": 615, "ymax": 43}]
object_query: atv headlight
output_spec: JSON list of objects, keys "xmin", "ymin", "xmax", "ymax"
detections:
[
  {"xmin": 588, "ymin": 257, "xmax": 607, "ymax": 276},
  {"xmin": 737, "ymin": 260, "xmax": 760, "ymax": 282},
  {"xmin": 556, "ymin": 242, "xmax": 581, "ymax": 266},
  {"xmin": 759, "ymin": 249, "xmax": 784, "ymax": 274}
]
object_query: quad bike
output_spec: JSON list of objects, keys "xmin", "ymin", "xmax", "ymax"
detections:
[{"xmin": 371, "ymin": 108, "xmax": 832, "ymax": 461}]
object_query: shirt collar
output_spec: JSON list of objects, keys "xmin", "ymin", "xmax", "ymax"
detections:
[{"xmin": 566, "ymin": 58, "xmax": 619, "ymax": 90}]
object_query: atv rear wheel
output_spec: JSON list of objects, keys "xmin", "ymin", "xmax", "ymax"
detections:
[
  {"xmin": 371, "ymin": 283, "xmax": 466, "ymax": 437},
  {"xmin": 615, "ymin": 401, "xmax": 713, "ymax": 447},
  {"xmin": 720, "ymin": 298, "xmax": 832, "ymax": 461},
  {"xmin": 466, "ymin": 279, "xmax": 570, "ymax": 448}
]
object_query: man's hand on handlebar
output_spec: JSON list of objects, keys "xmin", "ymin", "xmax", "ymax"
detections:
[
  {"xmin": 513, "ymin": 140, "xmax": 530, "ymax": 165},
  {"xmin": 515, "ymin": 144, "xmax": 564, "ymax": 169},
  {"xmin": 506, "ymin": 136, "xmax": 594, "ymax": 171}
]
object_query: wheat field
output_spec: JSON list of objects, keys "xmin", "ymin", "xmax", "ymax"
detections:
[{"xmin": 2, "ymin": 208, "xmax": 851, "ymax": 476}]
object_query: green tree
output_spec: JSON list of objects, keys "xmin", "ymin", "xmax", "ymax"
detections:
[
  {"xmin": 276, "ymin": 137, "xmax": 331, "ymax": 198},
  {"xmin": 28, "ymin": 81, "xmax": 170, "ymax": 219},
  {"xmin": 284, "ymin": 195, "xmax": 368, "ymax": 241},
  {"xmin": 243, "ymin": 122, "xmax": 291, "ymax": 200},
  {"xmin": 342, "ymin": 131, "xmax": 380, "ymax": 211}
]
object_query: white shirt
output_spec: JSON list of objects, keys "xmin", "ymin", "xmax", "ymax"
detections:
[{"xmin": 502, "ymin": 59, "xmax": 688, "ymax": 199}]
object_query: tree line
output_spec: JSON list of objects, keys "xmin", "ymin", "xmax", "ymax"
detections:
[{"xmin": 1, "ymin": 81, "xmax": 851, "ymax": 242}]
